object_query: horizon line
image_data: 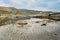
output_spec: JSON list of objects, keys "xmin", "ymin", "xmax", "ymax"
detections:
[{"xmin": 0, "ymin": 5, "xmax": 60, "ymax": 12}]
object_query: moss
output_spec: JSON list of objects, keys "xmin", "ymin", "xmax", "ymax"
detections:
[
  {"xmin": 17, "ymin": 25, "xmax": 24, "ymax": 28},
  {"xmin": 17, "ymin": 23, "xmax": 28, "ymax": 25},
  {"xmin": 35, "ymin": 21, "xmax": 40, "ymax": 23},
  {"xmin": 41, "ymin": 24, "xmax": 46, "ymax": 26}
]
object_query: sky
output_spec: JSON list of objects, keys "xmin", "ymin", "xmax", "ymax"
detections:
[{"xmin": 0, "ymin": 0, "xmax": 60, "ymax": 11}]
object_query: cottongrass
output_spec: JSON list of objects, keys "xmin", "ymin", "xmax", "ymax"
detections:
[{"xmin": 0, "ymin": 18, "xmax": 60, "ymax": 40}]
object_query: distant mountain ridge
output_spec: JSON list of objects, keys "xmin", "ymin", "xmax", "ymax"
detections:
[{"xmin": 0, "ymin": 7, "xmax": 60, "ymax": 15}]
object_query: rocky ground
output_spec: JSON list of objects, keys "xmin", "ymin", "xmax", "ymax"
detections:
[{"xmin": 0, "ymin": 18, "xmax": 60, "ymax": 40}]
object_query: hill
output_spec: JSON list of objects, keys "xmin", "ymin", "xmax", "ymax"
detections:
[{"xmin": 0, "ymin": 7, "xmax": 56, "ymax": 15}]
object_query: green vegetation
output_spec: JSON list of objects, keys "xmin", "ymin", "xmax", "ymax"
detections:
[
  {"xmin": 0, "ymin": 7, "xmax": 60, "ymax": 26},
  {"xmin": 0, "ymin": 17, "xmax": 11, "ymax": 26}
]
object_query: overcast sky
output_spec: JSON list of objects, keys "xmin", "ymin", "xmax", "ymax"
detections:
[{"xmin": 0, "ymin": 0, "xmax": 60, "ymax": 11}]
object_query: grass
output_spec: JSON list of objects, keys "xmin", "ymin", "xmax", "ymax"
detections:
[
  {"xmin": 0, "ymin": 16, "xmax": 17, "ymax": 26},
  {"xmin": 0, "ymin": 17, "xmax": 11, "ymax": 26}
]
